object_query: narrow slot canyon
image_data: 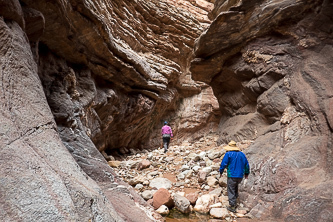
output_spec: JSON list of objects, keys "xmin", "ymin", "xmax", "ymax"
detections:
[{"xmin": 0, "ymin": 0, "xmax": 333, "ymax": 221}]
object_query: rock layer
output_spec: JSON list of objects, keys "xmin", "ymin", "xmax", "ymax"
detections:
[
  {"xmin": 1, "ymin": 0, "xmax": 215, "ymax": 221},
  {"xmin": 191, "ymin": 0, "xmax": 333, "ymax": 220}
]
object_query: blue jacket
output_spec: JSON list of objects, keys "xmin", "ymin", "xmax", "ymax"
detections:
[{"xmin": 219, "ymin": 151, "xmax": 250, "ymax": 178}]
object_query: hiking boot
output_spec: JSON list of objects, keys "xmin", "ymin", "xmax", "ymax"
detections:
[{"xmin": 227, "ymin": 205, "xmax": 237, "ymax": 213}]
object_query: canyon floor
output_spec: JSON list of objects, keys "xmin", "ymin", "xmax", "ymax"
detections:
[{"xmin": 109, "ymin": 135, "xmax": 254, "ymax": 221}]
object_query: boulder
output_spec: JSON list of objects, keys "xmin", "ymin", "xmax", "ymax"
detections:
[
  {"xmin": 194, "ymin": 194, "xmax": 218, "ymax": 213},
  {"xmin": 153, "ymin": 188, "xmax": 174, "ymax": 209},
  {"xmin": 149, "ymin": 178, "xmax": 172, "ymax": 190},
  {"xmin": 173, "ymin": 193, "xmax": 191, "ymax": 214},
  {"xmin": 210, "ymin": 208, "xmax": 229, "ymax": 219}
]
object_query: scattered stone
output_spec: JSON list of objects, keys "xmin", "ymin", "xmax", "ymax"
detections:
[
  {"xmin": 137, "ymin": 159, "xmax": 151, "ymax": 170},
  {"xmin": 108, "ymin": 161, "xmax": 121, "ymax": 168},
  {"xmin": 202, "ymin": 167, "xmax": 213, "ymax": 174},
  {"xmin": 193, "ymin": 165, "xmax": 201, "ymax": 172},
  {"xmin": 173, "ymin": 193, "xmax": 191, "ymax": 214},
  {"xmin": 194, "ymin": 194, "xmax": 218, "ymax": 213},
  {"xmin": 141, "ymin": 190, "xmax": 154, "ymax": 200},
  {"xmin": 135, "ymin": 184, "xmax": 143, "ymax": 190},
  {"xmin": 150, "ymin": 178, "xmax": 172, "ymax": 190},
  {"xmin": 156, "ymin": 205, "xmax": 169, "ymax": 215},
  {"xmin": 207, "ymin": 176, "xmax": 218, "ymax": 186},
  {"xmin": 186, "ymin": 192, "xmax": 199, "ymax": 205},
  {"xmin": 210, "ymin": 208, "xmax": 229, "ymax": 219},
  {"xmin": 209, "ymin": 187, "xmax": 222, "ymax": 196},
  {"xmin": 198, "ymin": 170, "xmax": 207, "ymax": 183},
  {"xmin": 207, "ymin": 150, "xmax": 222, "ymax": 160},
  {"xmin": 210, "ymin": 203, "xmax": 222, "ymax": 208},
  {"xmin": 153, "ymin": 188, "xmax": 174, "ymax": 209},
  {"xmin": 128, "ymin": 175, "xmax": 145, "ymax": 186},
  {"xmin": 218, "ymin": 176, "xmax": 227, "ymax": 187}
]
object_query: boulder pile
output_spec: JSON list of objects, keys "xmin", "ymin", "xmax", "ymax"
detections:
[{"xmin": 109, "ymin": 137, "xmax": 254, "ymax": 220}]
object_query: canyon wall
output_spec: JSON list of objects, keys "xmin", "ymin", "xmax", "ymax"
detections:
[
  {"xmin": 191, "ymin": 0, "xmax": 333, "ymax": 220},
  {"xmin": 2, "ymin": 0, "xmax": 333, "ymax": 221},
  {"xmin": 0, "ymin": 0, "xmax": 216, "ymax": 221}
]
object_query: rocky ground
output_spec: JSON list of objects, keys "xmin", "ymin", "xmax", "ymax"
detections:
[{"xmin": 108, "ymin": 136, "xmax": 254, "ymax": 221}]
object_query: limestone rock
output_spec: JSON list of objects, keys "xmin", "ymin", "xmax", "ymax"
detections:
[
  {"xmin": 173, "ymin": 193, "xmax": 191, "ymax": 214},
  {"xmin": 141, "ymin": 190, "xmax": 154, "ymax": 200},
  {"xmin": 156, "ymin": 205, "xmax": 169, "ymax": 216},
  {"xmin": 210, "ymin": 208, "xmax": 229, "ymax": 219},
  {"xmin": 218, "ymin": 177, "xmax": 227, "ymax": 187},
  {"xmin": 194, "ymin": 194, "xmax": 218, "ymax": 213},
  {"xmin": 149, "ymin": 178, "xmax": 173, "ymax": 190},
  {"xmin": 207, "ymin": 176, "xmax": 218, "ymax": 187}
]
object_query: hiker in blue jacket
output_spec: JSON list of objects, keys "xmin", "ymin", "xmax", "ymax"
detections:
[{"xmin": 219, "ymin": 140, "xmax": 250, "ymax": 213}]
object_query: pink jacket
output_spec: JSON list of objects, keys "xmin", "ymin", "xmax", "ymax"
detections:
[{"xmin": 161, "ymin": 125, "xmax": 173, "ymax": 137}]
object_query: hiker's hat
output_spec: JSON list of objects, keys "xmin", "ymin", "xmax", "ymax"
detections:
[
  {"xmin": 164, "ymin": 121, "xmax": 168, "ymax": 124},
  {"xmin": 223, "ymin": 140, "xmax": 241, "ymax": 151}
]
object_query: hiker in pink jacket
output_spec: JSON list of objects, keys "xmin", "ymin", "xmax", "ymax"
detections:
[{"xmin": 161, "ymin": 121, "xmax": 173, "ymax": 153}]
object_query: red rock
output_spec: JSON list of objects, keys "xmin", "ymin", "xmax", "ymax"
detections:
[
  {"xmin": 152, "ymin": 188, "xmax": 174, "ymax": 210},
  {"xmin": 186, "ymin": 192, "xmax": 199, "ymax": 205}
]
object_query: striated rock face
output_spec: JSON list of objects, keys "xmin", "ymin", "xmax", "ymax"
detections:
[
  {"xmin": 191, "ymin": 0, "xmax": 333, "ymax": 221},
  {"xmin": 0, "ymin": 0, "xmax": 215, "ymax": 221}
]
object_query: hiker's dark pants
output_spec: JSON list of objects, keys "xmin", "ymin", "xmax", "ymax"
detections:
[
  {"xmin": 163, "ymin": 136, "xmax": 170, "ymax": 151},
  {"xmin": 227, "ymin": 177, "xmax": 243, "ymax": 207}
]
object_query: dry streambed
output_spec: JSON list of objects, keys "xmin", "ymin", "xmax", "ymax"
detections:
[{"xmin": 109, "ymin": 138, "xmax": 253, "ymax": 221}]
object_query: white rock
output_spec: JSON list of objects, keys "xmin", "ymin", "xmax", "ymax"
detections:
[
  {"xmin": 199, "ymin": 151, "xmax": 206, "ymax": 160},
  {"xmin": 210, "ymin": 208, "xmax": 229, "ymax": 219},
  {"xmin": 194, "ymin": 194, "xmax": 218, "ymax": 213},
  {"xmin": 141, "ymin": 190, "xmax": 154, "ymax": 200},
  {"xmin": 192, "ymin": 165, "xmax": 201, "ymax": 172},
  {"xmin": 181, "ymin": 165, "xmax": 190, "ymax": 171},
  {"xmin": 204, "ymin": 185, "xmax": 210, "ymax": 190},
  {"xmin": 175, "ymin": 192, "xmax": 185, "ymax": 197},
  {"xmin": 210, "ymin": 203, "xmax": 222, "ymax": 208},
  {"xmin": 202, "ymin": 167, "xmax": 212, "ymax": 174},
  {"xmin": 173, "ymin": 193, "xmax": 191, "ymax": 213},
  {"xmin": 207, "ymin": 150, "xmax": 222, "ymax": 160},
  {"xmin": 156, "ymin": 205, "xmax": 169, "ymax": 215},
  {"xmin": 149, "ymin": 178, "xmax": 172, "ymax": 189},
  {"xmin": 207, "ymin": 176, "xmax": 218, "ymax": 186},
  {"xmin": 135, "ymin": 184, "xmax": 143, "ymax": 190}
]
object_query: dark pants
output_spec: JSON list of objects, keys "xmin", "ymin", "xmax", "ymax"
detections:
[
  {"xmin": 227, "ymin": 177, "xmax": 243, "ymax": 207},
  {"xmin": 163, "ymin": 136, "xmax": 170, "ymax": 152}
]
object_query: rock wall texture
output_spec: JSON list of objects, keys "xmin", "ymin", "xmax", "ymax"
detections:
[
  {"xmin": 191, "ymin": 0, "xmax": 333, "ymax": 220},
  {"xmin": 0, "ymin": 0, "xmax": 215, "ymax": 221}
]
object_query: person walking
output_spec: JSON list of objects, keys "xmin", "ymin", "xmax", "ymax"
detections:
[
  {"xmin": 161, "ymin": 121, "xmax": 173, "ymax": 153},
  {"xmin": 219, "ymin": 140, "xmax": 250, "ymax": 213}
]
